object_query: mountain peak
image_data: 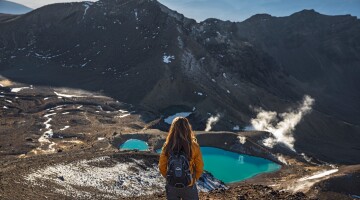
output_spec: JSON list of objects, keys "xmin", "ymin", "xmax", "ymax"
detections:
[
  {"xmin": 244, "ymin": 13, "xmax": 273, "ymax": 22},
  {"xmin": 291, "ymin": 9, "xmax": 321, "ymax": 17}
]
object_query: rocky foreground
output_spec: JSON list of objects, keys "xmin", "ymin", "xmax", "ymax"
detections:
[
  {"xmin": 1, "ymin": 80, "xmax": 359, "ymax": 200},
  {"xmin": 0, "ymin": 150, "xmax": 312, "ymax": 200},
  {"xmin": 2, "ymin": 148, "xmax": 358, "ymax": 200}
]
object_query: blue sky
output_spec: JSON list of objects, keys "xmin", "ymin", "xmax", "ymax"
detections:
[
  {"xmin": 4, "ymin": 0, "xmax": 96, "ymax": 9},
  {"xmin": 158, "ymin": 0, "xmax": 360, "ymax": 22},
  {"xmin": 5, "ymin": 0, "xmax": 360, "ymax": 22}
]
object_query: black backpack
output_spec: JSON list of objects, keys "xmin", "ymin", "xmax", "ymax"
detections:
[{"xmin": 166, "ymin": 151, "xmax": 193, "ymax": 188}]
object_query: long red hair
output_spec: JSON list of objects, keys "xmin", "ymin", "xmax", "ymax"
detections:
[{"xmin": 163, "ymin": 117, "xmax": 195, "ymax": 158}]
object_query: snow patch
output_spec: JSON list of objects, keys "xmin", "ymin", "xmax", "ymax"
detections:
[
  {"xmin": 163, "ymin": 54, "xmax": 175, "ymax": 63},
  {"xmin": 11, "ymin": 87, "xmax": 30, "ymax": 93},
  {"xmin": 118, "ymin": 109, "xmax": 128, "ymax": 113},
  {"xmin": 164, "ymin": 112, "xmax": 192, "ymax": 124},
  {"xmin": 301, "ymin": 153, "xmax": 314, "ymax": 163},
  {"xmin": 32, "ymin": 112, "xmax": 58, "ymax": 154},
  {"xmin": 44, "ymin": 118, "xmax": 52, "ymax": 129},
  {"xmin": 44, "ymin": 113, "xmax": 56, "ymax": 118},
  {"xmin": 243, "ymin": 125, "xmax": 255, "ymax": 131},
  {"xmin": 54, "ymin": 91, "xmax": 85, "ymax": 98},
  {"xmin": 25, "ymin": 157, "xmax": 166, "ymax": 198},
  {"xmin": 194, "ymin": 91, "xmax": 203, "ymax": 96},
  {"xmin": 233, "ymin": 125, "xmax": 240, "ymax": 131},
  {"xmin": 60, "ymin": 126, "xmax": 70, "ymax": 131},
  {"xmin": 82, "ymin": 2, "xmax": 93, "ymax": 19},
  {"xmin": 115, "ymin": 113, "xmax": 131, "ymax": 118}
]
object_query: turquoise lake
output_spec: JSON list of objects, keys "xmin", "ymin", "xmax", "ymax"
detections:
[
  {"xmin": 119, "ymin": 139, "xmax": 149, "ymax": 151},
  {"xmin": 200, "ymin": 147, "xmax": 280, "ymax": 183},
  {"xmin": 121, "ymin": 139, "xmax": 280, "ymax": 183}
]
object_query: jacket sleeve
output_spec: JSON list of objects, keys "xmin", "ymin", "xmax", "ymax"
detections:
[
  {"xmin": 193, "ymin": 142, "xmax": 204, "ymax": 180},
  {"xmin": 158, "ymin": 145, "xmax": 168, "ymax": 177}
]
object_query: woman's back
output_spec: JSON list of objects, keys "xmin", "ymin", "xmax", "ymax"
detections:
[
  {"xmin": 159, "ymin": 139, "xmax": 203, "ymax": 185},
  {"xmin": 158, "ymin": 117, "xmax": 204, "ymax": 200}
]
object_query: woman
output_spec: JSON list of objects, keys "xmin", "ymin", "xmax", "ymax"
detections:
[{"xmin": 159, "ymin": 117, "xmax": 204, "ymax": 200}]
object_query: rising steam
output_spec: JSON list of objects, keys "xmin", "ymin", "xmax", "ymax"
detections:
[
  {"xmin": 205, "ymin": 114, "xmax": 221, "ymax": 131},
  {"xmin": 250, "ymin": 95, "xmax": 315, "ymax": 151}
]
